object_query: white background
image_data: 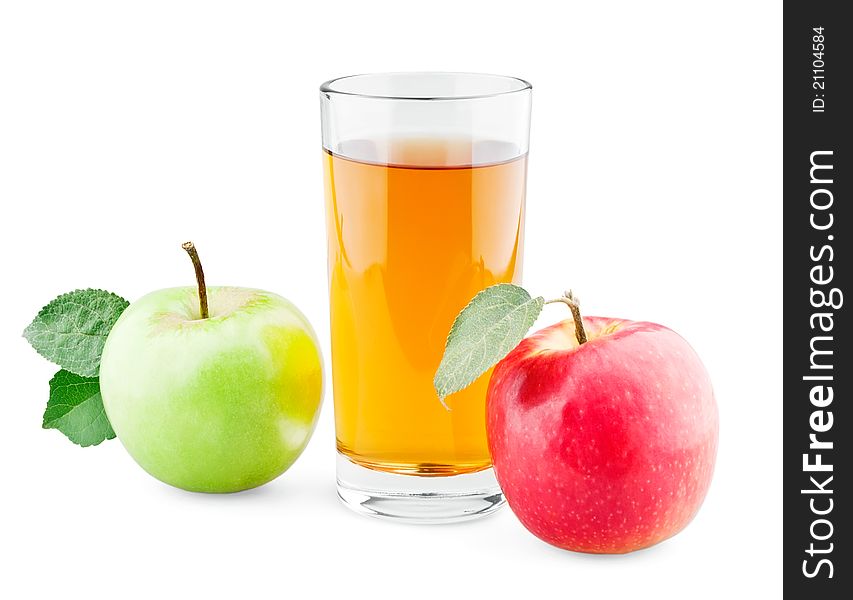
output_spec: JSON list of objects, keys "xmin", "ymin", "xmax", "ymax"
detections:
[{"xmin": 0, "ymin": 1, "xmax": 781, "ymax": 598}]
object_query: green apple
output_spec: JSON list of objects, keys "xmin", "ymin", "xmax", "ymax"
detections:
[{"xmin": 99, "ymin": 248, "xmax": 323, "ymax": 493}]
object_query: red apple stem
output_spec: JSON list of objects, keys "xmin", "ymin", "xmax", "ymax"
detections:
[
  {"xmin": 545, "ymin": 290, "xmax": 587, "ymax": 345},
  {"xmin": 182, "ymin": 241, "xmax": 209, "ymax": 319}
]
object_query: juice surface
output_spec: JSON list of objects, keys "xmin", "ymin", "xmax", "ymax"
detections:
[{"xmin": 323, "ymin": 138, "xmax": 526, "ymax": 475}]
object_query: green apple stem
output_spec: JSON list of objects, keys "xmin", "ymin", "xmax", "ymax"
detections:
[
  {"xmin": 181, "ymin": 241, "xmax": 209, "ymax": 319},
  {"xmin": 545, "ymin": 290, "xmax": 587, "ymax": 345}
]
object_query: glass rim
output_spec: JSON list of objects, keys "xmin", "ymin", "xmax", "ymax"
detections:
[{"xmin": 320, "ymin": 71, "xmax": 532, "ymax": 101}]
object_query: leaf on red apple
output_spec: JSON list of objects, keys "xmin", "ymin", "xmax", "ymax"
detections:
[
  {"xmin": 43, "ymin": 369, "xmax": 115, "ymax": 447},
  {"xmin": 434, "ymin": 283, "xmax": 543, "ymax": 404}
]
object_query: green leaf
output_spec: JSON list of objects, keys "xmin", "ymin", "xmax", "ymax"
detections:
[
  {"xmin": 434, "ymin": 283, "xmax": 543, "ymax": 403},
  {"xmin": 23, "ymin": 289, "xmax": 129, "ymax": 377},
  {"xmin": 43, "ymin": 370, "xmax": 115, "ymax": 447}
]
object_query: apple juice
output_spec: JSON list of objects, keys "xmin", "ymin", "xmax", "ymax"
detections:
[{"xmin": 323, "ymin": 138, "xmax": 526, "ymax": 475}]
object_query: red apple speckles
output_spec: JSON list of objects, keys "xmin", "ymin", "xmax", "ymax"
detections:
[{"xmin": 487, "ymin": 316, "xmax": 718, "ymax": 554}]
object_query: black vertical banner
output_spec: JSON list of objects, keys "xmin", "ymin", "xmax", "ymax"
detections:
[{"xmin": 784, "ymin": 1, "xmax": 851, "ymax": 597}]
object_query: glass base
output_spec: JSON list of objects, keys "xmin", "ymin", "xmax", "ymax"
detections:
[{"xmin": 336, "ymin": 452, "xmax": 505, "ymax": 524}]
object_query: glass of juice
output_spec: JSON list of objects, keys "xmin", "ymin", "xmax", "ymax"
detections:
[{"xmin": 320, "ymin": 72, "xmax": 531, "ymax": 522}]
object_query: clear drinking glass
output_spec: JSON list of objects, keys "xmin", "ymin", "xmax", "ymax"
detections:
[{"xmin": 320, "ymin": 72, "xmax": 531, "ymax": 522}]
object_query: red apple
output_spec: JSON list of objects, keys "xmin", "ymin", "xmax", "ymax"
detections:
[{"xmin": 487, "ymin": 316, "xmax": 718, "ymax": 554}]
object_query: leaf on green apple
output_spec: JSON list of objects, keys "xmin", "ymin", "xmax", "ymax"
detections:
[
  {"xmin": 434, "ymin": 283, "xmax": 543, "ymax": 404},
  {"xmin": 43, "ymin": 370, "xmax": 115, "ymax": 447},
  {"xmin": 23, "ymin": 289, "xmax": 129, "ymax": 377}
]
